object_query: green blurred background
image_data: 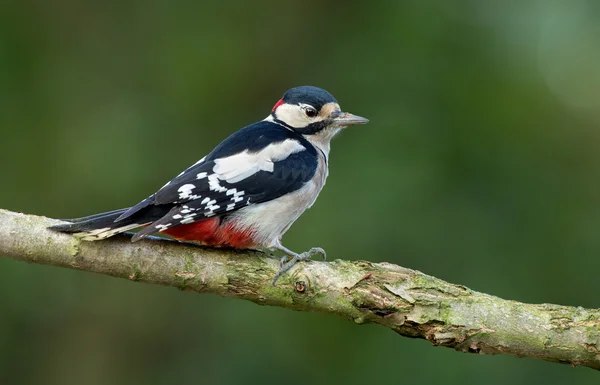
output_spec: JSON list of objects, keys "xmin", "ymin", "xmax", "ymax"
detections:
[{"xmin": 2, "ymin": 0, "xmax": 600, "ymax": 383}]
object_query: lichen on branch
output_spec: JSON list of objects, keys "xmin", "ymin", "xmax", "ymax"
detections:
[{"xmin": 0, "ymin": 209, "xmax": 598, "ymax": 370}]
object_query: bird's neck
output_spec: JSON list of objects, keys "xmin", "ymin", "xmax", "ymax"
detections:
[
  {"xmin": 263, "ymin": 114, "xmax": 337, "ymax": 159},
  {"xmin": 303, "ymin": 128, "xmax": 340, "ymax": 160}
]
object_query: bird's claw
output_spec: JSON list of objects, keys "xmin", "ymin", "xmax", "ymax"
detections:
[
  {"xmin": 279, "ymin": 256, "xmax": 288, "ymax": 267},
  {"xmin": 307, "ymin": 247, "xmax": 326, "ymax": 261},
  {"xmin": 273, "ymin": 247, "xmax": 326, "ymax": 285}
]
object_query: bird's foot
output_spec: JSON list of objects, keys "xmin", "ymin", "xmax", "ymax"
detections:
[{"xmin": 272, "ymin": 247, "xmax": 326, "ymax": 285}]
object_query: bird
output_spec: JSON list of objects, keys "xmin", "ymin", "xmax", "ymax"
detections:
[{"xmin": 49, "ymin": 86, "xmax": 368, "ymax": 284}]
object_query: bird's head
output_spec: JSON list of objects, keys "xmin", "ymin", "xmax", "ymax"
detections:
[{"xmin": 269, "ymin": 86, "xmax": 368, "ymax": 138}]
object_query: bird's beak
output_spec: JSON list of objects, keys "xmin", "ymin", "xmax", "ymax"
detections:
[{"xmin": 331, "ymin": 112, "xmax": 369, "ymax": 127}]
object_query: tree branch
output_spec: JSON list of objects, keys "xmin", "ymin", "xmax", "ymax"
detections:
[{"xmin": 1, "ymin": 208, "xmax": 599, "ymax": 370}]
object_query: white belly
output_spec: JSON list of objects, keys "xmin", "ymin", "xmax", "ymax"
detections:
[{"xmin": 226, "ymin": 153, "xmax": 328, "ymax": 248}]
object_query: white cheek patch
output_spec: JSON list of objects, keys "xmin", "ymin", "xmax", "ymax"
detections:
[
  {"xmin": 275, "ymin": 104, "xmax": 324, "ymax": 128},
  {"xmin": 212, "ymin": 139, "xmax": 306, "ymax": 183},
  {"xmin": 274, "ymin": 104, "xmax": 307, "ymax": 128}
]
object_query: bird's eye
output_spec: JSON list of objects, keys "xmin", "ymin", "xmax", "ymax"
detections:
[{"xmin": 304, "ymin": 106, "xmax": 317, "ymax": 118}]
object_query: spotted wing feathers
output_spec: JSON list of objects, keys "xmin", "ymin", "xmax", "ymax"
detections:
[{"xmin": 128, "ymin": 122, "xmax": 318, "ymax": 240}]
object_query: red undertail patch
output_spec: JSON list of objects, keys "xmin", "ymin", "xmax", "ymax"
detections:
[{"xmin": 163, "ymin": 218, "xmax": 256, "ymax": 248}]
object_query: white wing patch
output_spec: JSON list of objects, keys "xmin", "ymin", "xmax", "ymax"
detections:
[{"xmin": 212, "ymin": 139, "xmax": 305, "ymax": 183}]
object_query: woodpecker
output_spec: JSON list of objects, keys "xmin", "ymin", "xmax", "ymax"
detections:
[{"xmin": 49, "ymin": 86, "xmax": 368, "ymax": 284}]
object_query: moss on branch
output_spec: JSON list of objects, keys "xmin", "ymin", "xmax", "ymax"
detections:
[{"xmin": 0, "ymin": 208, "xmax": 599, "ymax": 370}]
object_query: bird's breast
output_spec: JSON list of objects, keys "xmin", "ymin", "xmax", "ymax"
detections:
[{"xmin": 225, "ymin": 150, "xmax": 329, "ymax": 248}]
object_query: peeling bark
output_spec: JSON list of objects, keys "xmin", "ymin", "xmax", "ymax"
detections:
[{"xmin": 0, "ymin": 209, "xmax": 599, "ymax": 370}]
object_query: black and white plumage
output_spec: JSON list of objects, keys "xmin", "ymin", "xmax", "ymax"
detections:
[{"xmin": 50, "ymin": 86, "xmax": 368, "ymax": 283}]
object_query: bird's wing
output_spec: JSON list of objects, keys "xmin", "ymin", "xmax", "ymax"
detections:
[
  {"xmin": 120, "ymin": 122, "xmax": 319, "ymax": 240},
  {"xmin": 115, "ymin": 121, "xmax": 297, "ymax": 222}
]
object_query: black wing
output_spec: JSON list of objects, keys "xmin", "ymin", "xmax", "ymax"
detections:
[{"xmin": 118, "ymin": 121, "xmax": 319, "ymax": 240}]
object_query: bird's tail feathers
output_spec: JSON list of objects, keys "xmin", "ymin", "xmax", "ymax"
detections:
[
  {"xmin": 60, "ymin": 208, "xmax": 132, "ymax": 223},
  {"xmin": 49, "ymin": 208, "xmax": 148, "ymax": 241}
]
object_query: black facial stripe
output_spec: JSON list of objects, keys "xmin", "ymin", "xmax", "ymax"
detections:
[{"xmin": 297, "ymin": 119, "xmax": 330, "ymax": 135}]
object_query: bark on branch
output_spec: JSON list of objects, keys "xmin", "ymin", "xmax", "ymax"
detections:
[{"xmin": 1, "ymin": 208, "xmax": 599, "ymax": 370}]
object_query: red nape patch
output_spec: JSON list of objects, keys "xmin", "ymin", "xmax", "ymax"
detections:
[
  {"xmin": 163, "ymin": 218, "xmax": 256, "ymax": 248},
  {"xmin": 271, "ymin": 98, "xmax": 284, "ymax": 112}
]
